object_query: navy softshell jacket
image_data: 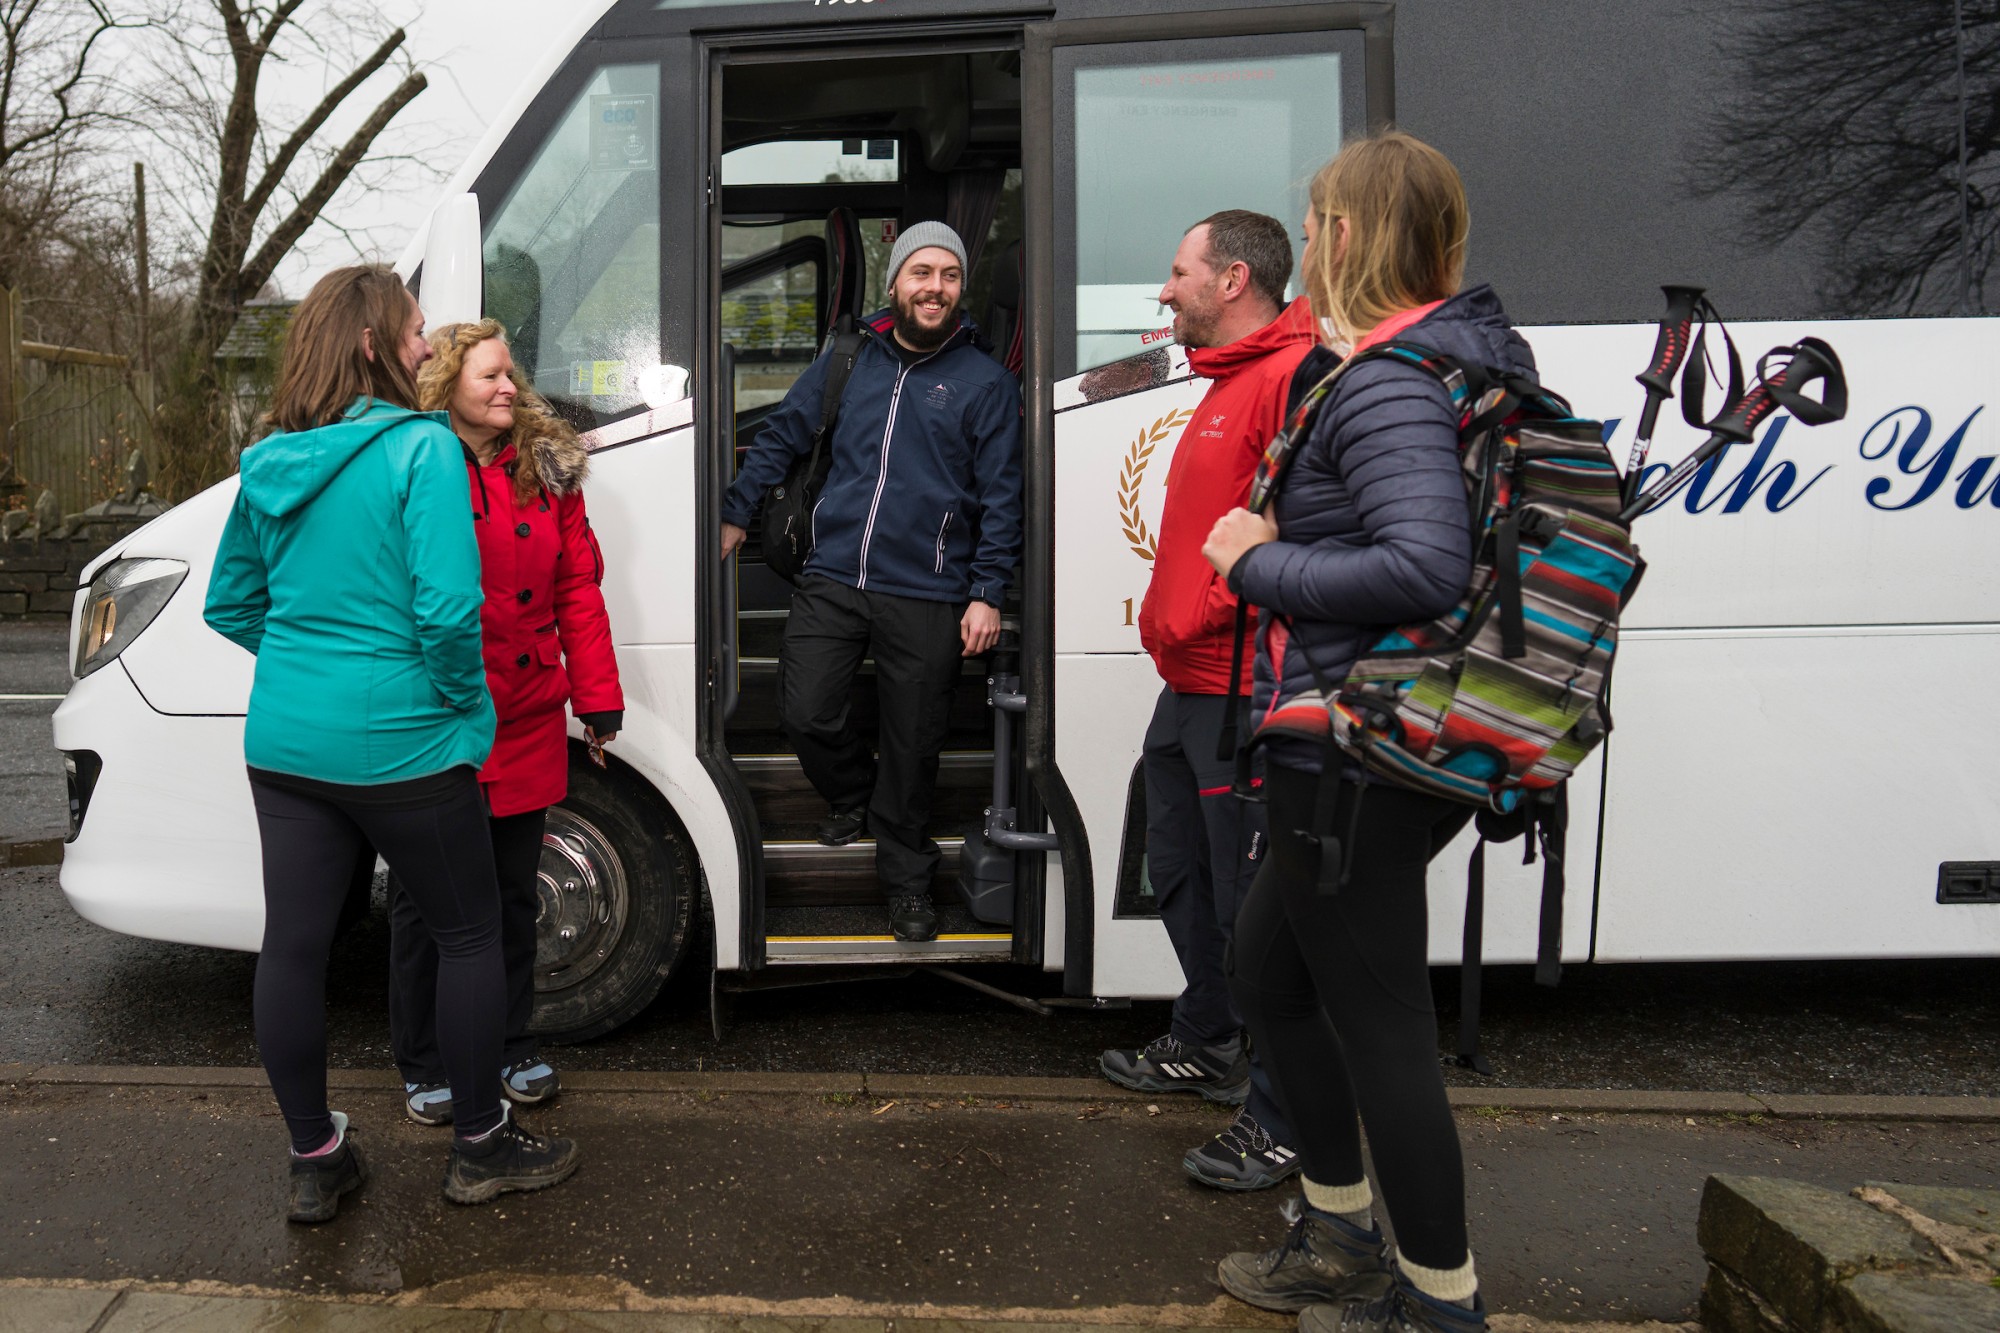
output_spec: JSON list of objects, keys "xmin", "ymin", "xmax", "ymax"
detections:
[{"xmin": 722, "ymin": 313, "xmax": 1024, "ymax": 608}]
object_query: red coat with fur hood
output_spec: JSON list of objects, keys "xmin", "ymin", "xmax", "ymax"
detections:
[{"xmin": 465, "ymin": 427, "xmax": 623, "ymax": 817}]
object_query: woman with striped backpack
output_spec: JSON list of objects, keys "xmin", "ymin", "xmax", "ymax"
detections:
[{"xmin": 1201, "ymin": 131, "xmax": 1518, "ymax": 1333}]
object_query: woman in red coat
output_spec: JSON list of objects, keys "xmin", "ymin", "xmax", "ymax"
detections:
[{"xmin": 389, "ymin": 318, "xmax": 624, "ymax": 1123}]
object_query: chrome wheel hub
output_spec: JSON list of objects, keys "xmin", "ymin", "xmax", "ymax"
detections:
[{"xmin": 535, "ymin": 806, "xmax": 629, "ymax": 990}]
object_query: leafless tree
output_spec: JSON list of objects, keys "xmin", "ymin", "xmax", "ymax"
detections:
[
  {"xmin": 0, "ymin": 1, "xmax": 145, "ymax": 293},
  {"xmin": 1695, "ymin": 0, "xmax": 1996, "ymax": 317},
  {"xmin": 143, "ymin": 0, "xmax": 427, "ymax": 495}
]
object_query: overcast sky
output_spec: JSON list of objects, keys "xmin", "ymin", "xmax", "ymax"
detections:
[{"xmin": 264, "ymin": 0, "xmax": 554, "ymax": 295}]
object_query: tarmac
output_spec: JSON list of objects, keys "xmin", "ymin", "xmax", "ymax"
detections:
[{"xmin": 3, "ymin": 1068, "xmax": 1997, "ymax": 1330}]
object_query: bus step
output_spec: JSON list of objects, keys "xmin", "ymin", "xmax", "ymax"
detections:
[
  {"xmin": 763, "ymin": 901, "xmax": 1010, "ymax": 964},
  {"xmin": 764, "ymin": 836, "xmax": 964, "ymax": 908}
]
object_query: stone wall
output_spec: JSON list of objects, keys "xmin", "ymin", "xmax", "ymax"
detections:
[{"xmin": 0, "ymin": 515, "xmax": 159, "ymax": 621}]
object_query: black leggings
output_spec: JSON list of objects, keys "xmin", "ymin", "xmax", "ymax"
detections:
[
  {"xmin": 248, "ymin": 769, "xmax": 506, "ymax": 1151},
  {"xmin": 389, "ymin": 807, "xmax": 547, "ymax": 1083},
  {"xmin": 1227, "ymin": 762, "xmax": 1474, "ymax": 1269}
]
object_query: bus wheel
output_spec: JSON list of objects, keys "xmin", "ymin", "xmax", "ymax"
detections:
[{"xmin": 529, "ymin": 748, "xmax": 698, "ymax": 1043}]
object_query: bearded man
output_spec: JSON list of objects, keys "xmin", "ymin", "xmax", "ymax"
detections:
[{"xmin": 722, "ymin": 222, "xmax": 1022, "ymax": 942}]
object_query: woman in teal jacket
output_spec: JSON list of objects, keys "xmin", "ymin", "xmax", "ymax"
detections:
[{"xmin": 205, "ymin": 265, "xmax": 578, "ymax": 1223}]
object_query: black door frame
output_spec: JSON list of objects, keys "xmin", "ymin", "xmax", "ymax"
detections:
[{"xmin": 1020, "ymin": 2, "xmax": 1393, "ymax": 996}]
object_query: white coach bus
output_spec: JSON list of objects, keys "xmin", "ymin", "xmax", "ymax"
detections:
[{"xmin": 52, "ymin": 0, "xmax": 1998, "ymax": 1040}]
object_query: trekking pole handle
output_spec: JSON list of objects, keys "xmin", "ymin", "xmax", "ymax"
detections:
[
  {"xmin": 1623, "ymin": 284, "xmax": 1707, "ymax": 506},
  {"xmin": 1709, "ymin": 336, "xmax": 1848, "ymax": 442},
  {"xmin": 1633, "ymin": 285, "xmax": 1707, "ymax": 409},
  {"xmin": 1619, "ymin": 337, "xmax": 1847, "ymax": 522}
]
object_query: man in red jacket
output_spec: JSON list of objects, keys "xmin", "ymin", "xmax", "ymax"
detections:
[{"xmin": 1099, "ymin": 211, "xmax": 1320, "ymax": 1192}]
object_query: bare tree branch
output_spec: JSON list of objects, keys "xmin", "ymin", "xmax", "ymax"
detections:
[{"xmin": 242, "ymin": 23, "xmax": 403, "ymax": 224}]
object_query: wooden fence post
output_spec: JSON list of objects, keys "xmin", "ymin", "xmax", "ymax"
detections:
[{"xmin": 0, "ymin": 286, "xmax": 19, "ymax": 464}]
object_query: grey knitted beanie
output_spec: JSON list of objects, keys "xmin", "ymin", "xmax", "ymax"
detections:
[{"xmin": 885, "ymin": 221, "xmax": 968, "ymax": 290}]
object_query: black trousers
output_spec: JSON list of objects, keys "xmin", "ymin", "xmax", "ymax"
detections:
[
  {"xmin": 248, "ymin": 768, "xmax": 505, "ymax": 1151},
  {"xmin": 780, "ymin": 575, "xmax": 965, "ymax": 897},
  {"xmin": 1142, "ymin": 687, "xmax": 1291, "ymax": 1143},
  {"xmin": 1227, "ymin": 762, "xmax": 1474, "ymax": 1269},
  {"xmin": 389, "ymin": 807, "xmax": 548, "ymax": 1084}
]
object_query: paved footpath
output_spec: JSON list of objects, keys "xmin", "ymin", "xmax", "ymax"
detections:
[{"xmin": 2, "ymin": 1068, "xmax": 1996, "ymax": 1329}]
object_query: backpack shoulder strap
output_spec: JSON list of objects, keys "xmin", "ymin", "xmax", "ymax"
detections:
[{"xmin": 815, "ymin": 315, "xmax": 867, "ymax": 443}]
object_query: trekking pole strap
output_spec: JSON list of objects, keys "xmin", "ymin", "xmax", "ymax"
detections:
[{"xmin": 1456, "ymin": 838, "xmax": 1492, "ymax": 1075}]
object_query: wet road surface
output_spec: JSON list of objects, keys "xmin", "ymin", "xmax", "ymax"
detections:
[
  {"xmin": 0, "ymin": 624, "xmax": 67, "ymax": 845},
  {"xmin": 6, "ymin": 864, "xmax": 1999, "ymax": 1095},
  {"xmin": 2, "ymin": 1078, "xmax": 1996, "ymax": 1324}
]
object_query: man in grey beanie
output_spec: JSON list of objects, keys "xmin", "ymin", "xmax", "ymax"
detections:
[{"xmin": 721, "ymin": 221, "xmax": 1022, "ymax": 943}]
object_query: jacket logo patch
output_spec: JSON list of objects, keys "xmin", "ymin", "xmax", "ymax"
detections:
[
  {"xmin": 925, "ymin": 381, "xmax": 954, "ymax": 410},
  {"xmin": 1116, "ymin": 407, "xmax": 1195, "ymax": 565}
]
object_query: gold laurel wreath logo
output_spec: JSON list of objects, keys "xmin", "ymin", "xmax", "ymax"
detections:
[{"xmin": 1117, "ymin": 408, "xmax": 1193, "ymax": 563}]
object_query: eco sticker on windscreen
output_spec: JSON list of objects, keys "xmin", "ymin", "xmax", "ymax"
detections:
[{"xmin": 590, "ymin": 95, "xmax": 655, "ymax": 172}]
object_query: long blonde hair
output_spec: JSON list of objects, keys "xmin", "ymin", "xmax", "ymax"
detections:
[
  {"xmin": 417, "ymin": 319, "xmax": 578, "ymax": 506},
  {"xmin": 1303, "ymin": 131, "xmax": 1469, "ymax": 346},
  {"xmin": 266, "ymin": 266, "xmax": 422, "ymax": 433}
]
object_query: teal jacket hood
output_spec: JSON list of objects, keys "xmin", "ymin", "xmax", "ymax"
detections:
[{"xmin": 238, "ymin": 398, "xmax": 452, "ymax": 519}]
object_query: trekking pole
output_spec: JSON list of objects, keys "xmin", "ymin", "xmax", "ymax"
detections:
[
  {"xmin": 1619, "ymin": 337, "xmax": 1847, "ymax": 523},
  {"xmin": 1621, "ymin": 285, "xmax": 1707, "ymax": 507}
]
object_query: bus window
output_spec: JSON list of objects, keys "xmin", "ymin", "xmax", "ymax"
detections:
[
  {"xmin": 722, "ymin": 221, "xmax": 826, "ymax": 411},
  {"xmin": 1060, "ymin": 37, "xmax": 1354, "ymax": 376},
  {"xmin": 723, "ymin": 139, "xmax": 901, "ymax": 185},
  {"xmin": 483, "ymin": 63, "xmax": 662, "ymax": 429}
]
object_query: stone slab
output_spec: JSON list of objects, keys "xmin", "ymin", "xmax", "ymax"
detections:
[
  {"xmin": 1831, "ymin": 1271, "xmax": 2000, "ymax": 1333},
  {"xmin": 0, "ymin": 1286, "xmax": 120, "ymax": 1332},
  {"xmin": 1755, "ymin": 1095, "xmax": 2000, "ymax": 1123},
  {"xmin": 1861, "ymin": 1183, "xmax": 2000, "ymax": 1238},
  {"xmin": 1696, "ymin": 1175, "xmax": 1937, "ymax": 1331},
  {"xmin": 100, "ymin": 1291, "xmax": 497, "ymax": 1331},
  {"xmin": 497, "ymin": 1318, "xmax": 888, "ymax": 1333}
]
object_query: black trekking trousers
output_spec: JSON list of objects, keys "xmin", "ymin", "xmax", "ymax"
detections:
[
  {"xmin": 388, "ymin": 807, "xmax": 547, "ymax": 1085},
  {"xmin": 779, "ymin": 575, "xmax": 965, "ymax": 898},
  {"xmin": 1142, "ymin": 686, "xmax": 1291, "ymax": 1143},
  {"xmin": 1227, "ymin": 761, "xmax": 1474, "ymax": 1269},
  {"xmin": 248, "ymin": 768, "xmax": 506, "ymax": 1152}
]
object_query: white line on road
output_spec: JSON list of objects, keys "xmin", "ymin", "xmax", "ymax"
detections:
[{"xmin": 0, "ymin": 694, "xmax": 63, "ymax": 700}]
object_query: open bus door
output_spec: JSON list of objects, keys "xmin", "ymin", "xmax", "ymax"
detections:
[
  {"xmin": 697, "ymin": 27, "xmax": 1071, "ymax": 981},
  {"xmin": 1021, "ymin": 5, "xmax": 1393, "ymax": 999}
]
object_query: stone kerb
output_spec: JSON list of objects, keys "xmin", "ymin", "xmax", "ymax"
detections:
[{"xmin": 1697, "ymin": 1174, "xmax": 2000, "ymax": 1332}]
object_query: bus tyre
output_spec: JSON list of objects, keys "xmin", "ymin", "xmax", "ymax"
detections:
[{"xmin": 529, "ymin": 746, "xmax": 698, "ymax": 1043}]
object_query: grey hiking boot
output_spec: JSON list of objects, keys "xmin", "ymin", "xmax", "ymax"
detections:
[
  {"xmin": 442, "ymin": 1104, "xmax": 579, "ymax": 1206},
  {"xmin": 1100, "ymin": 1033, "xmax": 1249, "ymax": 1104},
  {"xmin": 1298, "ymin": 1271, "xmax": 1487, "ymax": 1333},
  {"xmin": 1217, "ymin": 1195, "xmax": 1393, "ymax": 1312},
  {"xmin": 286, "ymin": 1111, "xmax": 366, "ymax": 1225}
]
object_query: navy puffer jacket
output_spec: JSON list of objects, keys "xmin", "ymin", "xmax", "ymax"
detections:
[{"xmin": 1226, "ymin": 285, "xmax": 1536, "ymax": 774}]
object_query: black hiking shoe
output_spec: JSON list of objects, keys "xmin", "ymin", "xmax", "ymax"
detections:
[
  {"xmin": 816, "ymin": 807, "xmax": 868, "ymax": 846},
  {"xmin": 1217, "ymin": 1196, "xmax": 1392, "ymax": 1311},
  {"xmin": 1298, "ymin": 1272, "xmax": 1486, "ymax": 1333},
  {"xmin": 889, "ymin": 892, "xmax": 939, "ymax": 942},
  {"xmin": 1185, "ymin": 1107, "xmax": 1302, "ymax": 1191},
  {"xmin": 442, "ymin": 1105, "xmax": 579, "ymax": 1206},
  {"xmin": 1099, "ymin": 1033, "xmax": 1249, "ymax": 1104},
  {"xmin": 502, "ymin": 1060, "xmax": 560, "ymax": 1106},
  {"xmin": 404, "ymin": 1082, "xmax": 452, "ymax": 1127},
  {"xmin": 287, "ymin": 1111, "xmax": 366, "ymax": 1225}
]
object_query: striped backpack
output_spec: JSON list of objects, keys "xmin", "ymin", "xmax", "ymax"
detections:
[{"xmin": 1233, "ymin": 340, "xmax": 1644, "ymax": 1071}]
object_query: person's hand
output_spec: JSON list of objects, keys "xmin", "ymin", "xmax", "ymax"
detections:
[
  {"xmin": 961, "ymin": 601, "xmax": 1001, "ymax": 656},
  {"xmin": 584, "ymin": 724, "xmax": 618, "ymax": 747},
  {"xmin": 721, "ymin": 523, "xmax": 747, "ymax": 560},
  {"xmin": 1203, "ymin": 507, "xmax": 1279, "ymax": 578}
]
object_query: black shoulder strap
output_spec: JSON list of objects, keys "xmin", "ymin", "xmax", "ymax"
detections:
[
  {"xmin": 800, "ymin": 317, "xmax": 866, "ymax": 484},
  {"xmin": 1455, "ymin": 783, "xmax": 1569, "ymax": 1075},
  {"xmin": 815, "ymin": 316, "xmax": 866, "ymax": 443}
]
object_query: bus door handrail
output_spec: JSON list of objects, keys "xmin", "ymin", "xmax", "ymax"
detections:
[{"xmin": 985, "ymin": 645, "xmax": 1058, "ymax": 853}]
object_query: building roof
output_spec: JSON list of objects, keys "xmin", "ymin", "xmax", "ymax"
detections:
[{"xmin": 214, "ymin": 301, "xmax": 297, "ymax": 362}]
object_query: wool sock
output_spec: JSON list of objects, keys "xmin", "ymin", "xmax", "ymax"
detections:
[
  {"xmin": 1301, "ymin": 1176, "xmax": 1375, "ymax": 1231},
  {"xmin": 1400, "ymin": 1250, "xmax": 1478, "ymax": 1307}
]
